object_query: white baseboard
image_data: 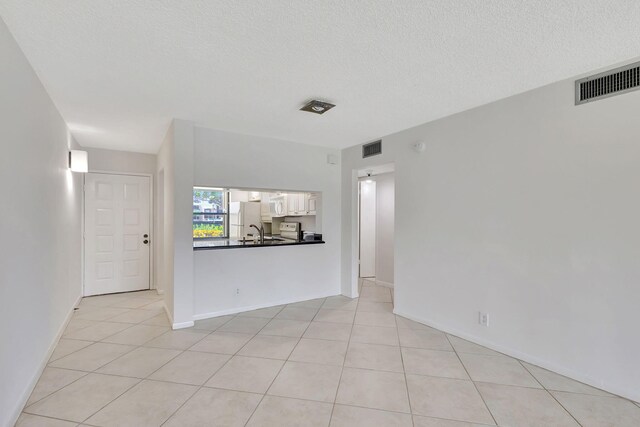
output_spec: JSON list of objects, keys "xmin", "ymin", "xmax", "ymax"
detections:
[
  {"xmin": 172, "ymin": 321, "xmax": 195, "ymax": 330},
  {"xmin": 193, "ymin": 291, "xmax": 342, "ymax": 321},
  {"xmin": 8, "ymin": 293, "xmax": 83, "ymax": 427},
  {"xmin": 161, "ymin": 300, "xmax": 194, "ymax": 330},
  {"xmin": 393, "ymin": 308, "xmax": 640, "ymax": 403}
]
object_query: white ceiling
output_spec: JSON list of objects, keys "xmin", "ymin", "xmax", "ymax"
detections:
[{"xmin": 1, "ymin": 1, "xmax": 640, "ymax": 153}]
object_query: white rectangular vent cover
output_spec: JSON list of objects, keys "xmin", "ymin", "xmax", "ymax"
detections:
[
  {"xmin": 575, "ymin": 62, "xmax": 640, "ymax": 105},
  {"xmin": 362, "ymin": 140, "xmax": 382, "ymax": 158}
]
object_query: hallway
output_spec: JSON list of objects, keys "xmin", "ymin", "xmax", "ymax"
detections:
[{"xmin": 18, "ymin": 285, "xmax": 640, "ymax": 426}]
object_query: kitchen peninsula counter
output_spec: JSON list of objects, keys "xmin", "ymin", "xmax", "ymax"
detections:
[{"xmin": 193, "ymin": 238, "xmax": 324, "ymax": 250}]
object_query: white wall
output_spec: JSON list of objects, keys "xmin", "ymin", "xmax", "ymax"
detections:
[
  {"xmin": 171, "ymin": 120, "xmax": 195, "ymax": 327},
  {"xmin": 375, "ymin": 173, "xmax": 394, "ymax": 285},
  {"xmin": 156, "ymin": 123, "xmax": 175, "ymax": 321},
  {"xmin": 0, "ymin": 18, "xmax": 83, "ymax": 427},
  {"xmin": 85, "ymin": 147, "xmax": 156, "ymax": 175},
  {"xmin": 192, "ymin": 126, "xmax": 342, "ymax": 317},
  {"xmin": 342, "ymin": 75, "xmax": 640, "ymax": 402}
]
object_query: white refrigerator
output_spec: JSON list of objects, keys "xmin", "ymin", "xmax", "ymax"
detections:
[{"xmin": 229, "ymin": 201, "xmax": 261, "ymax": 239}]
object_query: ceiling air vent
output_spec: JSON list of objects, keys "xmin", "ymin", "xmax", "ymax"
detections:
[
  {"xmin": 575, "ymin": 62, "xmax": 640, "ymax": 105},
  {"xmin": 362, "ymin": 140, "xmax": 382, "ymax": 158}
]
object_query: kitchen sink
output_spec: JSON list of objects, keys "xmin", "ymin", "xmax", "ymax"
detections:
[{"xmin": 240, "ymin": 236, "xmax": 286, "ymax": 242}]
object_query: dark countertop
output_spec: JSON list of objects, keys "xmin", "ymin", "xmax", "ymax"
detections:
[{"xmin": 193, "ymin": 237, "xmax": 325, "ymax": 250}]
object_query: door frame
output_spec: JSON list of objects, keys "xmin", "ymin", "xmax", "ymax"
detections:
[
  {"xmin": 83, "ymin": 170, "xmax": 154, "ymax": 296},
  {"xmin": 358, "ymin": 180, "xmax": 377, "ymax": 279},
  {"xmin": 348, "ymin": 163, "xmax": 395, "ymax": 298}
]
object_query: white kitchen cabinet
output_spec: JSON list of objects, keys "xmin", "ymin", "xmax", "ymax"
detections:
[
  {"xmin": 249, "ymin": 191, "xmax": 261, "ymax": 201},
  {"xmin": 260, "ymin": 192, "xmax": 272, "ymax": 222},
  {"xmin": 285, "ymin": 193, "xmax": 307, "ymax": 215},
  {"xmin": 284, "ymin": 192, "xmax": 319, "ymax": 216},
  {"xmin": 307, "ymin": 192, "xmax": 319, "ymax": 215},
  {"xmin": 296, "ymin": 193, "xmax": 306, "ymax": 215},
  {"xmin": 286, "ymin": 194, "xmax": 297, "ymax": 215}
]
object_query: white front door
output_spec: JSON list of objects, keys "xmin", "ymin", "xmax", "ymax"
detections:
[{"xmin": 84, "ymin": 173, "xmax": 151, "ymax": 296}]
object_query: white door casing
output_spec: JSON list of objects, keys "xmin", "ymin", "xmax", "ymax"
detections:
[{"xmin": 84, "ymin": 173, "xmax": 151, "ymax": 296}]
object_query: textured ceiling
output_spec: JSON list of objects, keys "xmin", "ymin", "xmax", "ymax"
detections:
[{"xmin": 1, "ymin": 1, "xmax": 640, "ymax": 153}]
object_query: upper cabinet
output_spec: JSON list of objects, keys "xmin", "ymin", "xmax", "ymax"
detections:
[
  {"xmin": 307, "ymin": 192, "xmax": 319, "ymax": 215},
  {"xmin": 260, "ymin": 192, "xmax": 272, "ymax": 222},
  {"xmin": 284, "ymin": 192, "xmax": 319, "ymax": 216}
]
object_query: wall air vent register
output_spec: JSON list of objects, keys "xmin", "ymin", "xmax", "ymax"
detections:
[
  {"xmin": 575, "ymin": 62, "xmax": 640, "ymax": 105},
  {"xmin": 362, "ymin": 140, "xmax": 382, "ymax": 158}
]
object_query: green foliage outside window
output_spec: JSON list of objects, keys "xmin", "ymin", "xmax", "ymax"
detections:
[{"xmin": 193, "ymin": 223, "xmax": 224, "ymax": 238}]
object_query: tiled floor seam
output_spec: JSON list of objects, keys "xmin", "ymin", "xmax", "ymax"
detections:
[
  {"xmin": 154, "ymin": 311, "xmax": 258, "ymax": 426},
  {"xmin": 79, "ymin": 376, "xmax": 142, "ymax": 425},
  {"xmin": 35, "ymin": 345, "xmax": 183, "ymax": 423},
  {"xmin": 27, "ymin": 286, "xmax": 640, "ymax": 426},
  {"xmin": 22, "ymin": 369, "xmax": 90, "ymax": 408},
  {"xmin": 37, "ymin": 308, "xmax": 200, "ymax": 424},
  {"xmin": 157, "ymin": 319, "xmax": 250, "ymax": 426},
  {"xmin": 327, "ymin": 288, "xmax": 359, "ymax": 426},
  {"xmin": 518, "ymin": 360, "xmax": 585, "ymax": 427},
  {"xmin": 48, "ymin": 340, "xmax": 140, "ymax": 374},
  {"xmin": 394, "ymin": 311, "xmax": 416, "ymax": 427},
  {"xmin": 242, "ymin": 304, "xmax": 322, "ymax": 426},
  {"xmin": 445, "ymin": 333, "xmax": 499, "ymax": 426},
  {"xmin": 25, "ymin": 299, "xmax": 166, "ymax": 414}
]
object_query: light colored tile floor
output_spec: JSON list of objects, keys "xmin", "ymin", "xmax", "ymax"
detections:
[{"xmin": 18, "ymin": 283, "xmax": 640, "ymax": 426}]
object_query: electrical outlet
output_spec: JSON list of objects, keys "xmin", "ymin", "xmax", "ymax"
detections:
[
  {"xmin": 479, "ymin": 312, "xmax": 489, "ymax": 327},
  {"xmin": 236, "ymin": 288, "xmax": 240, "ymax": 295}
]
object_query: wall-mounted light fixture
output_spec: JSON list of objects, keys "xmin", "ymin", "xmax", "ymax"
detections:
[{"xmin": 69, "ymin": 150, "xmax": 88, "ymax": 173}]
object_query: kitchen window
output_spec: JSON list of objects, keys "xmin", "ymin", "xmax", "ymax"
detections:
[{"xmin": 193, "ymin": 187, "xmax": 229, "ymax": 239}]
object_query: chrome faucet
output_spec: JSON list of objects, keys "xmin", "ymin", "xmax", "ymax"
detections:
[{"xmin": 249, "ymin": 223, "xmax": 265, "ymax": 244}]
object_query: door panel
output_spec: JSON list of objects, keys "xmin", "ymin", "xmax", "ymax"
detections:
[{"xmin": 85, "ymin": 173, "xmax": 150, "ymax": 296}]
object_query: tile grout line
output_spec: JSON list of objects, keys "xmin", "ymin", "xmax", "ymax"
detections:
[
  {"xmin": 160, "ymin": 309, "xmax": 259, "ymax": 426},
  {"xmin": 518, "ymin": 360, "xmax": 584, "ymax": 427},
  {"xmin": 242, "ymin": 299, "xmax": 328, "ymax": 426},
  {"xmin": 23, "ymin": 300, "xmax": 169, "ymax": 413},
  {"xmin": 19, "ymin": 412, "xmax": 85, "ymax": 425},
  {"xmin": 327, "ymin": 290, "xmax": 359, "ymax": 426},
  {"xmin": 21, "ymin": 369, "xmax": 90, "ymax": 409},
  {"xmin": 27, "ymin": 300, "xmax": 182, "ymax": 424},
  {"xmin": 158, "ymin": 324, "xmax": 243, "ymax": 425},
  {"xmin": 30, "ymin": 288, "xmax": 633, "ymax": 426},
  {"xmin": 101, "ymin": 306, "xmax": 246, "ymax": 425},
  {"xmin": 25, "ymin": 329, "xmax": 149, "ymax": 418},
  {"xmin": 46, "ymin": 324, "xmax": 175, "ymax": 423},
  {"xmin": 21, "ymin": 294, "xmax": 160, "ymax": 421},
  {"xmin": 77, "ymin": 376, "xmax": 142, "ymax": 425},
  {"xmin": 393, "ymin": 292, "xmax": 416, "ymax": 427},
  {"xmin": 445, "ymin": 333, "xmax": 499, "ymax": 426}
]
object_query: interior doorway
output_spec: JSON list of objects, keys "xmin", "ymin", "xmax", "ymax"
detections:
[
  {"xmin": 357, "ymin": 164, "xmax": 395, "ymax": 297},
  {"xmin": 84, "ymin": 172, "xmax": 152, "ymax": 296}
]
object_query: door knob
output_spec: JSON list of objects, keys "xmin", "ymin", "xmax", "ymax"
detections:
[
  {"xmin": 143, "ymin": 239, "xmax": 149, "ymax": 244},
  {"xmin": 144, "ymin": 234, "xmax": 149, "ymax": 238}
]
